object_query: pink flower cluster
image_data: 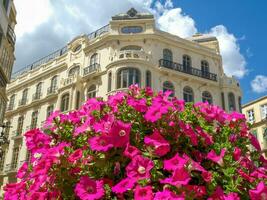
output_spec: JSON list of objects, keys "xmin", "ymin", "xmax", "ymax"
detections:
[{"xmin": 4, "ymin": 86, "xmax": 267, "ymax": 199}]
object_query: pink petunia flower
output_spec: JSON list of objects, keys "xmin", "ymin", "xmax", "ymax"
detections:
[
  {"xmin": 233, "ymin": 147, "xmax": 242, "ymax": 161},
  {"xmin": 163, "ymin": 153, "xmax": 189, "ymax": 172},
  {"xmin": 74, "ymin": 176, "xmax": 104, "ymax": 200},
  {"xmin": 112, "ymin": 178, "xmax": 136, "ymax": 194},
  {"xmin": 144, "ymin": 130, "xmax": 170, "ymax": 157},
  {"xmin": 134, "ymin": 185, "xmax": 154, "ymax": 200},
  {"xmin": 123, "ymin": 143, "xmax": 141, "ymax": 159},
  {"xmin": 126, "ymin": 155, "xmax": 154, "ymax": 180},
  {"xmin": 17, "ymin": 162, "xmax": 28, "ymax": 179},
  {"xmin": 88, "ymin": 136, "xmax": 113, "ymax": 152},
  {"xmin": 109, "ymin": 120, "xmax": 132, "ymax": 148},
  {"xmin": 207, "ymin": 148, "xmax": 227, "ymax": 166},
  {"xmin": 128, "ymin": 97, "xmax": 147, "ymax": 113},
  {"xmin": 160, "ymin": 166, "xmax": 191, "ymax": 186},
  {"xmin": 249, "ymin": 181, "xmax": 267, "ymax": 200},
  {"xmin": 154, "ymin": 189, "xmax": 184, "ymax": 200},
  {"xmin": 74, "ymin": 117, "xmax": 92, "ymax": 136},
  {"xmin": 201, "ymin": 171, "xmax": 212, "ymax": 182},
  {"xmin": 68, "ymin": 149, "xmax": 83, "ymax": 163},
  {"xmin": 184, "ymin": 185, "xmax": 207, "ymax": 198},
  {"xmin": 224, "ymin": 192, "xmax": 240, "ymax": 200}
]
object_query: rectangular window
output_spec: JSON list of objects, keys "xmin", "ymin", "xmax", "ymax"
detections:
[
  {"xmin": 247, "ymin": 109, "xmax": 255, "ymax": 123},
  {"xmin": 221, "ymin": 92, "xmax": 225, "ymax": 110},
  {"xmin": 263, "ymin": 127, "xmax": 267, "ymax": 141},
  {"xmin": 0, "ymin": 150, "xmax": 5, "ymax": 171},
  {"xmin": 31, "ymin": 111, "xmax": 38, "ymax": 129},
  {"xmin": 46, "ymin": 105, "xmax": 54, "ymax": 118},
  {"xmin": 11, "ymin": 147, "xmax": 19, "ymax": 170},
  {"xmin": 260, "ymin": 104, "xmax": 267, "ymax": 120}
]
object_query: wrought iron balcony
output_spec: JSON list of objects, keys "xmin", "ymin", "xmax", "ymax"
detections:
[
  {"xmin": 83, "ymin": 63, "xmax": 100, "ymax": 76},
  {"xmin": 32, "ymin": 92, "xmax": 42, "ymax": 101},
  {"xmin": 159, "ymin": 59, "xmax": 217, "ymax": 82},
  {"xmin": 18, "ymin": 98, "xmax": 28, "ymax": 106},
  {"xmin": 47, "ymin": 86, "xmax": 58, "ymax": 95},
  {"xmin": 7, "ymin": 25, "xmax": 16, "ymax": 45}
]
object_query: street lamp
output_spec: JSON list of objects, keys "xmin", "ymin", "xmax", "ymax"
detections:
[{"xmin": 0, "ymin": 123, "xmax": 11, "ymax": 159}]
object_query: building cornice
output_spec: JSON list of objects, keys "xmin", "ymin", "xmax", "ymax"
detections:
[
  {"xmin": 242, "ymin": 95, "xmax": 267, "ymax": 108},
  {"xmin": 7, "ymin": 61, "xmax": 67, "ymax": 94}
]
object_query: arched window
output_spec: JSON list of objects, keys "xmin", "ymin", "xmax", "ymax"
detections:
[
  {"xmin": 183, "ymin": 86, "xmax": 194, "ymax": 103},
  {"xmin": 22, "ymin": 89, "xmax": 28, "ymax": 100},
  {"xmin": 68, "ymin": 66, "xmax": 80, "ymax": 77},
  {"xmin": 20, "ymin": 89, "xmax": 28, "ymax": 105},
  {"xmin": 51, "ymin": 76, "xmax": 57, "ymax": 88},
  {"xmin": 87, "ymin": 85, "xmax": 96, "ymax": 99},
  {"xmin": 163, "ymin": 81, "xmax": 175, "ymax": 97},
  {"xmin": 228, "ymin": 92, "xmax": 236, "ymax": 111},
  {"xmin": 146, "ymin": 70, "xmax": 152, "ymax": 87},
  {"xmin": 30, "ymin": 111, "xmax": 38, "ymax": 129},
  {"xmin": 201, "ymin": 60, "xmax": 209, "ymax": 77},
  {"xmin": 183, "ymin": 55, "xmax": 191, "ymax": 71},
  {"xmin": 117, "ymin": 68, "xmax": 141, "ymax": 89},
  {"xmin": 46, "ymin": 104, "xmax": 54, "ymax": 119},
  {"xmin": 108, "ymin": 72, "xmax": 112, "ymax": 92},
  {"xmin": 48, "ymin": 76, "xmax": 58, "ymax": 95},
  {"xmin": 61, "ymin": 93, "xmax": 69, "ymax": 112},
  {"xmin": 8, "ymin": 94, "xmax": 15, "ymax": 110},
  {"xmin": 163, "ymin": 49, "xmax": 172, "ymax": 61},
  {"xmin": 34, "ymin": 82, "xmax": 42, "ymax": 99},
  {"xmin": 121, "ymin": 45, "xmax": 142, "ymax": 51},
  {"xmin": 90, "ymin": 53, "xmax": 98, "ymax": 66},
  {"xmin": 17, "ymin": 116, "xmax": 24, "ymax": 135},
  {"xmin": 202, "ymin": 91, "xmax": 213, "ymax": 104}
]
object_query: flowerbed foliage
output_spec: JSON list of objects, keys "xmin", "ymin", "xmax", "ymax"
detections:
[{"xmin": 4, "ymin": 86, "xmax": 267, "ymax": 199}]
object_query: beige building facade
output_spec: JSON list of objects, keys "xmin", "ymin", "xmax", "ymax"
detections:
[
  {"xmin": 0, "ymin": 8, "xmax": 242, "ymax": 193},
  {"xmin": 242, "ymin": 95, "xmax": 267, "ymax": 155},
  {"xmin": 0, "ymin": 0, "xmax": 16, "ymax": 123}
]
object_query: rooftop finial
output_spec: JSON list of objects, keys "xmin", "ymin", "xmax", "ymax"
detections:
[{"xmin": 127, "ymin": 8, "xmax": 138, "ymax": 17}]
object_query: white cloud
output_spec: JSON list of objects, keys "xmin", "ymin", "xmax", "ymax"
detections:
[
  {"xmin": 209, "ymin": 25, "xmax": 248, "ymax": 78},
  {"xmin": 14, "ymin": 0, "xmax": 52, "ymax": 38},
  {"xmin": 157, "ymin": 8, "xmax": 197, "ymax": 38},
  {"xmin": 13, "ymin": 0, "xmax": 248, "ymax": 80},
  {"xmin": 251, "ymin": 75, "xmax": 267, "ymax": 93}
]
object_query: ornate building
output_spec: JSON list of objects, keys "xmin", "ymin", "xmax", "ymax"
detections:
[
  {"xmin": 242, "ymin": 95, "xmax": 267, "ymax": 156},
  {"xmin": 0, "ymin": 0, "xmax": 16, "ymax": 123},
  {"xmin": 0, "ymin": 8, "xmax": 242, "ymax": 192}
]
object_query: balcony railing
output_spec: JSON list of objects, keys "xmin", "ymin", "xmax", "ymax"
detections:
[
  {"xmin": 32, "ymin": 92, "xmax": 42, "ymax": 101},
  {"xmin": 18, "ymin": 98, "xmax": 28, "ymax": 106},
  {"xmin": 83, "ymin": 63, "xmax": 100, "ymax": 76},
  {"xmin": 61, "ymin": 75, "xmax": 78, "ymax": 87},
  {"xmin": 159, "ymin": 59, "xmax": 217, "ymax": 82},
  {"xmin": 47, "ymin": 86, "xmax": 58, "ymax": 96},
  {"xmin": 7, "ymin": 25, "xmax": 16, "ymax": 45}
]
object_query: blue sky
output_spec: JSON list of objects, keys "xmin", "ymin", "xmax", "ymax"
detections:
[
  {"xmin": 171, "ymin": 0, "xmax": 267, "ymax": 103},
  {"xmin": 14, "ymin": 0, "xmax": 267, "ymax": 104}
]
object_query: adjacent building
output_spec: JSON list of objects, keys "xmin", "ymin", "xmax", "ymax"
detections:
[
  {"xmin": 0, "ymin": 0, "xmax": 16, "ymax": 123},
  {"xmin": 242, "ymin": 95, "xmax": 267, "ymax": 155},
  {"xmin": 0, "ymin": 8, "xmax": 242, "ymax": 193}
]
